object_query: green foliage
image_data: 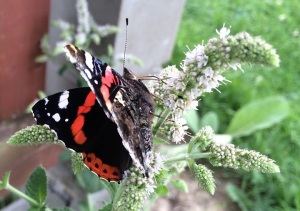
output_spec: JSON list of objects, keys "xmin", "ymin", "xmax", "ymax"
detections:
[
  {"xmin": 185, "ymin": 110, "xmax": 219, "ymax": 134},
  {"xmin": 173, "ymin": 0, "xmax": 300, "ymax": 210},
  {"xmin": 25, "ymin": 91, "xmax": 46, "ymax": 113},
  {"xmin": 3, "ymin": 0, "xmax": 288, "ymax": 210},
  {"xmin": 7, "ymin": 125, "xmax": 60, "ymax": 145},
  {"xmin": 170, "ymin": 179, "xmax": 189, "ymax": 193},
  {"xmin": 25, "ymin": 166, "xmax": 47, "ymax": 207},
  {"xmin": 226, "ymin": 96, "xmax": 289, "ymax": 137},
  {"xmin": 99, "ymin": 203, "xmax": 112, "ymax": 211},
  {"xmin": 155, "ymin": 185, "xmax": 169, "ymax": 196},
  {"xmin": 71, "ymin": 152, "xmax": 85, "ymax": 174},
  {"xmin": 36, "ymin": 0, "xmax": 120, "ymax": 87},
  {"xmin": 0, "ymin": 172, "xmax": 10, "ymax": 189},
  {"xmin": 75, "ymin": 169, "xmax": 105, "ymax": 193}
]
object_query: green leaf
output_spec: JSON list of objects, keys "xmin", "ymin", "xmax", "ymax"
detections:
[
  {"xmin": 225, "ymin": 96, "xmax": 289, "ymax": 137},
  {"xmin": 153, "ymin": 137, "xmax": 170, "ymax": 144},
  {"xmin": 91, "ymin": 33, "xmax": 100, "ymax": 45},
  {"xmin": 199, "ymin": 111, "xmax": 219, "ymax": 132},
  {"xmin": 59, "ymin": 150, "xmax": 72, "ymax": 162},
  {"xmin": 35, "ymin": 55, "xmax": 48, "ymax": 63},
  {"xmin": 37, "ymin": 91, "xmax": 46, "ymax": 99},
  {"xmin": 75, "ymin": 169, "xmax": 104, "ymax": 193},
  {"xmin": 28, "ymin": 205, "xmax": 47, "ymax": 211},
  {"xmin": 184, "ymin": 109, "xmax": 201, "ymax": 134},
  {"xmin": 0, "ymin": 171, "xmax": 11, "ymax": 189},
  {"xmin": 226, "ymin": 183, "xmax": 251, "ymax": 210},
  {"xmin": 25, "ymin": 166, "xmax": 47, "ymax": 206},
  {"xmin": 99, "ymin": 203, "xmax": 113, "ymax": 211},
  {"xmin": 155, "ymin": 185, "xmax": 169, "ymax": 196},
  {"xmin": 170, "ymin": 179, "xmax": 188, "ymax": 192},
  {"xmin": 25, "ymin": 100, "xmax": 38, "ymax": 113}
]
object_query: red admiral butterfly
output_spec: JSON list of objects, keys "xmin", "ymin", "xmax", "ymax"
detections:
[{"xmin": 32, "ymin": 45, "xmax": 155, "ymax": 181}]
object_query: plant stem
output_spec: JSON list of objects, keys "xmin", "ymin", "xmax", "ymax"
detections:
[
  {"xmin": 5, "ymin": 183, "xmax": 40, "ymax": 207},
  {"xmin": 164, "ymin": 152, "xmax": 212, "ymax": 164},
  {"xmin": 152, "ymin": 109, "xmax": 171, "ymax": 136},
  {"xmin": 87, "ymin": 193, "xmax": 95, "ymax": 211}
]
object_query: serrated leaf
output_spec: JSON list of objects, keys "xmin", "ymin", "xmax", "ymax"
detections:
[
  {"xmin": 155, "ymin": 185, "xmax": 169, "ymax": 196},
  {"xmin": 199, "ymin": 111, "xmax": 219, "ymax": 132},
  {"xmin": 25, "ymin": 166, "xmax": 47, "ymax": 206},
  {"xmin": 170, "ymin": 179, "xmax": 188, "ymax": 192},
  {"xmin": 226, "ymin": 96, "xmax": 289, "ymax": 137},
  {"xmin": 184, "ymin": 109, "xmax": 201, "ymax": 134}
]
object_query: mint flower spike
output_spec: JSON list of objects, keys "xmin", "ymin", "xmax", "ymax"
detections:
[
  {"xmin": 209, "ymin": 143, "xmax": 280, "ymax": 173},
  {"xmin": 151, "ymin": 24, "xmax": 280, "ymax": 144},
  {"xmin": 115, "ymin": 153, "xmax": 164, "ymax": 211},
  {"xmin": 189, "ymin": 162, "xmax": 215, "ymax": 195},
  {"xmin": 188, "ymin": 126, "xmax": 214, "ymax": 152},
  {"xmin": 8, "ymin": 125, "xmax": 60, "ymax": 146}
]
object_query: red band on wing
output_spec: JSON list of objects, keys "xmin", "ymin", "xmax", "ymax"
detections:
[
  {"xmin": 83, "ymin": 152, "xmax": 121, "ymax": 181},
  {"xmin": 71, "ymin": 91, "xmax": 96, "ymax": 145},
  {"xmin": 100, "ymin": 68, "xmax": 120, "ymax": 110}
]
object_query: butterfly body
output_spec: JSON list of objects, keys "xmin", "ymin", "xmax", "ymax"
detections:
[{"xmin": 32, "ymin": 45, "xmax": 155, "ymax": 181}]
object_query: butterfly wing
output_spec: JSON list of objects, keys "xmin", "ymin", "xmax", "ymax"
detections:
[
  {"xmin": 64, "ymin": 45, "xmax": 155, "ymax": 175},
  {"xmin": 32, "ymin": 87, "xmax": 132, "ymax": 181},
  {"xmin": 64, "ymin": 45, "xmax": 122, "ymax": 120}
]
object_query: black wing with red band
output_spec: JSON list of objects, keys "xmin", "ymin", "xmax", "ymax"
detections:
[
  {"xmin": 33, "ymin": 44, "xmax": 155, "ymax": 181},
  {"xmin": 32, "ymin": 87, "xmax": 132, "ymax": 181},
  {"xmin": 63, "ymin": 45, "xmax": 155, "ymax": 176}
]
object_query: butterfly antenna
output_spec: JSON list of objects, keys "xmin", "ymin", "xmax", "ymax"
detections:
[{"xmin": 123, "ymin": 18, "xmax": 129, "ymax": 69}]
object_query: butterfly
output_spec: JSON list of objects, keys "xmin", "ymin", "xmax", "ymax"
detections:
[{"xmin": 32, "ymin": 45, "xmax": 155, "ymax": 181}]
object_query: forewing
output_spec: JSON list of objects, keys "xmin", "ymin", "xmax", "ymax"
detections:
[{"xmin": 64, "ymin": 45, "xmax": 123, "ymax": 120}]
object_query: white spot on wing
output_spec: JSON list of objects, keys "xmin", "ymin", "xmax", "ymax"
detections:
[
  {"xmin": 114, "ymin": 91, "xmax": 126, "ymax": 106},
  {"xmin": 94, "ymin": 79, "xmax": 98, "ymax": 85},
  {"xmin": 65, "ymin": 118, "xmax": 69, "ymax": 122},
  {"xmin": 44, "ymin": 98, "xmax": 49, "ymax": 105},
  {"xmin": 85, "ymin": 52, "xmax": 94, "ymax": 70},
  {"xmin": 58, "ymin": 90, "xmax": 69, "ymax": 109},
  {"xmin": 52, "ymin": 113, "xmax": 61, "ymax": 122},
  {"xmin": 47, "ymin": 113, "xmax": 50, "ymax": 116}
]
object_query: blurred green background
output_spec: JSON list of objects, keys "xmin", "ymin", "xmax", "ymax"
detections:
[{"xmin": 170, "ymin": 0, "xmax": 300, "ymax": 210}]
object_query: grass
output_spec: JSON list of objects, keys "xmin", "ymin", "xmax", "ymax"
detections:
[{"xmin": 170, "ymin": 0, "xmax": 300, "ymax": 210}]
